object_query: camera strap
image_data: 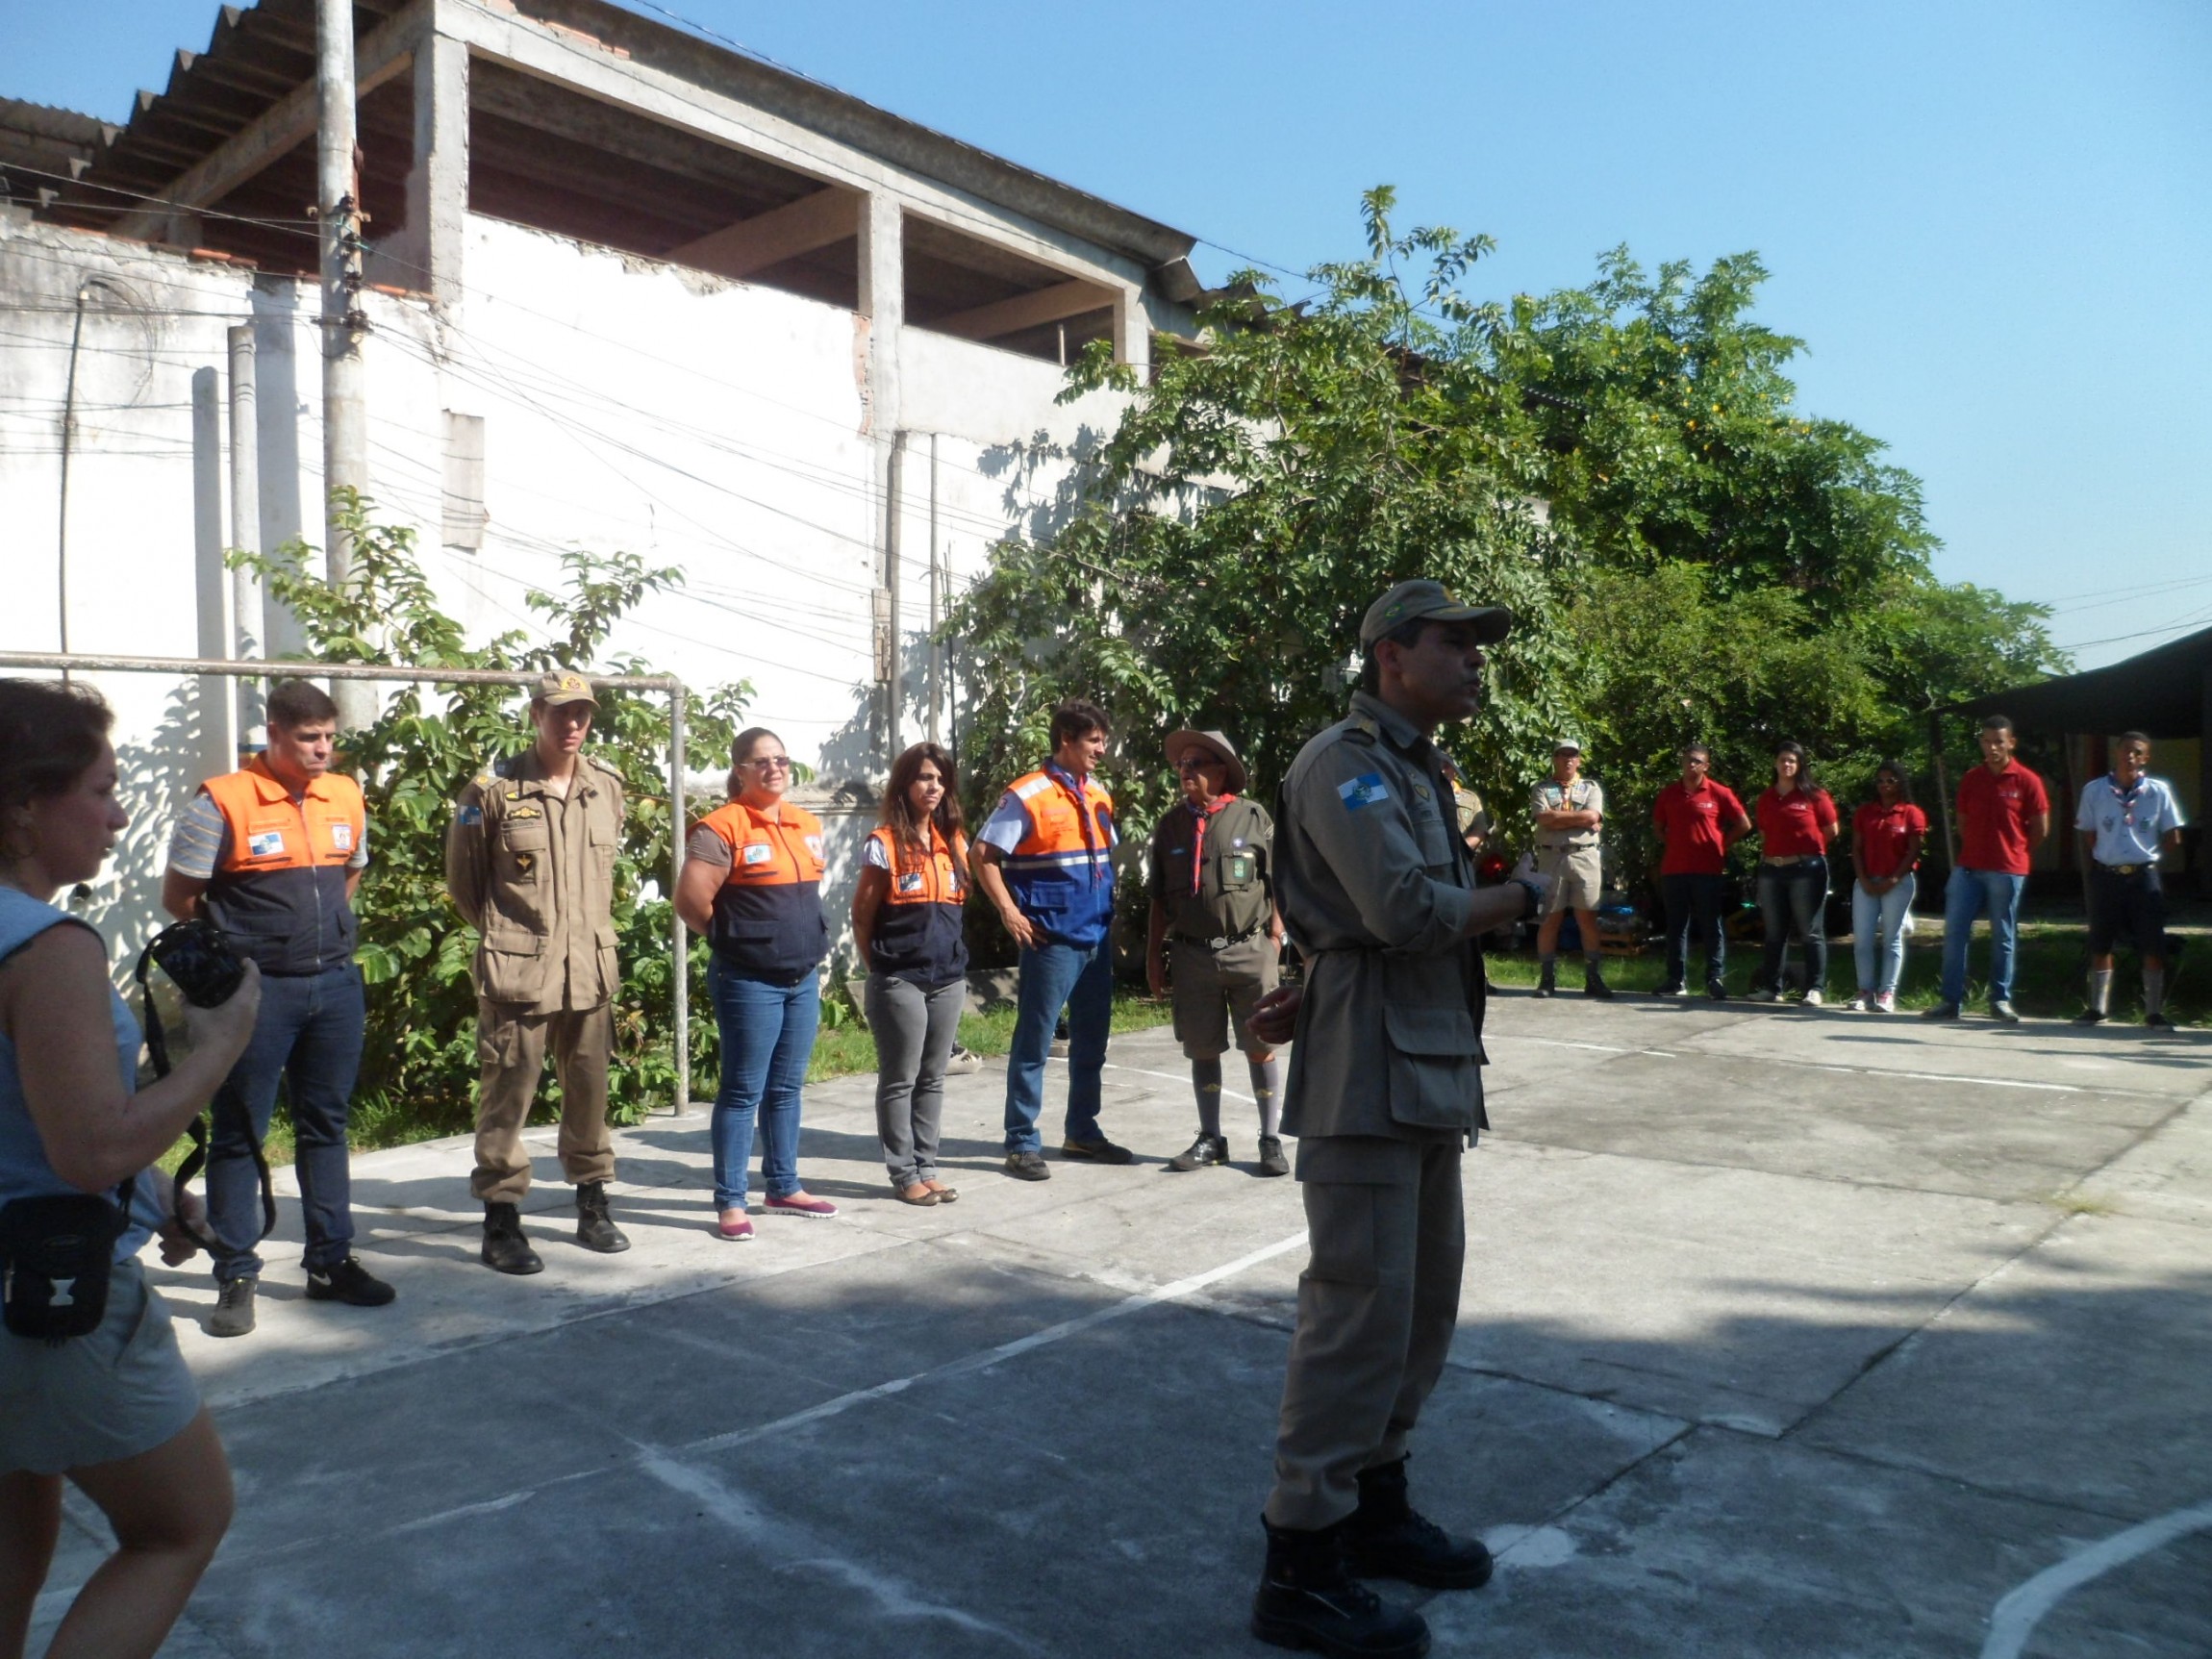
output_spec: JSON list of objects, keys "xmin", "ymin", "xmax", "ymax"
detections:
[{"xmin": 134, "ymin": 945, "xmax": 275, "ymax": 1265}]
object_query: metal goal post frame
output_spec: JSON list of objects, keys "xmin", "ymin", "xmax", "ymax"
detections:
[{"xmin": 0, "ymin": 650, "xmax": 693, "ymax": 1115}]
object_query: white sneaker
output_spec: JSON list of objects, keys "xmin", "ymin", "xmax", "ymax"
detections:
[
  {"xmin": 1873, "ymin": 993, "xmax": 1897, "ymax": 1014},
  {"xmin": 1747, "ymin": 986, "xmax": 1779, "ymax": 1003},
  {"xmin": 1802, "ymin": 990, "xmax": 1824, "ymax": 1008},
  {"xmin": 1846, "ymin": 993, "xmax": 1870, "ymax": 1012}
]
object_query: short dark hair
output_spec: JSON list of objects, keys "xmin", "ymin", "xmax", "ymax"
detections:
[
  {"xmin": 1358, "ymin": 616, "xmax": 1435, "ymax": 694},
  {"xmin": 1978, "ymin": 714, "xmax": 2015, "ymax": 737},
  {"xmin": 0, "ymin": 680, "xmax": 113, "ymax": 835},
  {"xmin": 2117, "ymin": 730, "xmax": 2151, "ymax": 748},
  {"xmin": 266, "ymin": 679, "xmax": 339, "ymax": 731},
  {"xmin": 1681, "ymin": 742, "xmax": 1713, "ymax": 763},
  {"xmin": 1048, "ymin": 699, "xmax": 1110, "ymax": 750}
]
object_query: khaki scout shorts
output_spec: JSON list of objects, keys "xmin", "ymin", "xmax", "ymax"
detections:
[
  {"xmin": 1169, "ymin": 933, "xmax": 1280, "ymax": 1059},
  {"xmin": 1537, "ymin": 845, "xmax": 1603, "ymax": 914}
]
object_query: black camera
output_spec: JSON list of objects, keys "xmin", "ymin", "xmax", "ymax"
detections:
[{"xmin": 145, "ymin": 918, "xmax": 247, "ymax": 1008}]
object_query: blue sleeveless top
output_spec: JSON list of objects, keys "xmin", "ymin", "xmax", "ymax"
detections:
[{"xmin": 0, "ymin": 888, "xmax": 158, "ymax": 1259}]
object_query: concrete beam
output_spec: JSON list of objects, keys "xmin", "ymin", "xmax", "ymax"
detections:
[
  {"xmin": 668, "ymin": 185, "xmax": 857, "ymax": 280},
  {"xmin": 381, "ymin": 28, "xmax": 467, "ymax": 300},
  {"xmin": 929, "ymin": 277, "xmax": 1117, "ymax": 343},
  {"xmin": 113, "ymin": 2, "xmax": 424, "ymax": 241}
]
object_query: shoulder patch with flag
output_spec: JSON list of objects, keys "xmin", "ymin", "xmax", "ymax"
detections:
[{"xmin": 1338, "ymin": 773, "xmax": 1392, "ymax": 812}]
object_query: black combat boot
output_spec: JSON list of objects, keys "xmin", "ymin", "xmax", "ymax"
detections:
[
  {"xmin": 1343, "ymin": 1457, "xmax": 1494, "ymax": 1590},
  {"xmin": 575, "ymin": 1181, "xmax": 631, "ymax": 1253},
  {"xmin": 1252, "ymin": 1517, "xmax": 1429, "ymax": 1658},
  {"xmin": 1583, "ymin": 961, "xmax": 1615, "ymax": 1000},
  {"xmin": 482, "ymin": 1202, "xmax": 544, "ymax": 1275},
  {"xmin": 1534, "ymin": 960, "xmax": 1557, "ymax": 998}
]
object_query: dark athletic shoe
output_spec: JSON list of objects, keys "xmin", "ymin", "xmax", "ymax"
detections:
[
  {"xmin": 304, "ymin": 1255, "xmax": 395, "ymax": 1307},
  {"xmin": 482, "ymin": 1202, "xmax": 544, "ymax": 1275},
  {"xmin": 2145, "ymin": 1011, "xmax": 2174, "ymax": 1030},
  {"xmin": 1922, "ymin": 1002, "xmax": 1961, "ymax": 1021},
  {"xmin": 1252, "ymin": 1519, "xmax": 1430, "ymax": 1658},
  {"xmin": 209, "ymin": 1276, "xmax": 258, "ymax": 1338},
  {"xmin": 575, "ymin": 1181, "xmax": 631, "ymax": 1253},
  {"xmin": 1060, "ymin": 1138, "xmax": 1135, "ymax": 1165},
  {"xmin": 1652, "ymin": 983, "xmax": 1685, "ymax": 997},
  {"xmin": 2074, "ymin": 1008, "xmax": 2106, "ymax": 1026},
  {"xmin": 1706, "ymin": 981, "xmax": 1728, "ymax": 1001},
  {"xmin": 1003, "ymin": 1151, "xmax": 1051, "ymax": 1182},
  {"xmin": 1343, "ymin": 1457, "xmax": 1495, "ymax": 1591},
  {"xmin": 1167, "ymin": 1133, "xmax": 1230, "ymax": 1172},
  {"xmin": 1989, "ymin": 999, "xmax": 2022, "ymax": 1024},
  {"xmin": 1256, "ymin": 1135, "xmax": 1292, "ymax": 1178}
]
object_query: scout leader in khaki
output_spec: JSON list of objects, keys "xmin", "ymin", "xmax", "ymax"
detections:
[
  {"xmin": 1244, "ymin": 581, "xmax": 1541, "ymax": 1659},
  {"xmin": 444, "ymin": 669, "xmax": 630, "ymax": 1274},
  {"xmin": 1144, "ymin": 728, "xmax": 1289, "ymax": 1177}
]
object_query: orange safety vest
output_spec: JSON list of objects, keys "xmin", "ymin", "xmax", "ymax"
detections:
[
  {"xmin": 694, "ymin": 799, "xmax": 829, "ymax": 978},
  {"xmin": 200, "ymin": 757, "xmax": 365, "ymax": 975},
  {"xmin": 998, "ymin": 767, "xmax": 1116, "ymax": 947},
  {"xmin": 866, "ymin": 822, "xmax": 968, "ymax": 985}
]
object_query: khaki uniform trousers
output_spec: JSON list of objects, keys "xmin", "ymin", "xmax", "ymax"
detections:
[
  {"xmin": 1265, "ymin": 1137, "xmax": 1465, "ymax": 1531},
  {"xmin": 471, "ymin": 998, "xmax": 616, "ymax": 1202}
]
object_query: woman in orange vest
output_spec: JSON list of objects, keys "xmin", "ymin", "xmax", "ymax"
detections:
[
  {"xmin": 675, "ymin": 729, "xmax": 835, "ymax": 1241},
  {"xmin": 852, "ymin": 743, "xmax": 969, "ymax": 1207}
]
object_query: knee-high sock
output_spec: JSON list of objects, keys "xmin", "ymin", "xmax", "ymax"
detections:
[
  {"xmin": 1191, "ymin": 1058, "xmax": 1223, "ymax": 1137},
  {"xmin": 1247, "ymin": 1056, "xmax": 1284, "ymax": 1137},
  {"xmin": 2145, "ymin": 969, "xmax": 2166, "ymax": 1018},
  {"xmin": 2089, "ymin": 968, "xmax": 2113, "ymax": 1015}
]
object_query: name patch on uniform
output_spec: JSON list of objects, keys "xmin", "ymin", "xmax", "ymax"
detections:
[
  {"xmin": 1338, "ymin": 774, "xmax": 1392, "ymax": 812},
  {"xmin": 330, "ymin": 822, "xmax": 354, "ymax": 852},
  {"xmin": 456, "ymin": 804, "xmax": 483, "ymax": 827},
  {"xmin": 804, "ymin": 835, "xmax": 825, "ymax": 859},
  {"xmin": 896, "ymin": 871, "xmax": 924, "ymax": 893},
  {"xmin": 742, "ymin": 842, "xmax": 775, "ymax": 866},
  {"xmin": 246, "ymin": 830, "xmax": 286, "ymax": 858}
]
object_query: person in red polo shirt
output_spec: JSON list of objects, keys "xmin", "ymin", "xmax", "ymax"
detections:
[
  {"xmin": 1649, "ymin": 743, "xmax": 1750, "ymax": 998},
  {"xmin": 1748, "ymin": 742, "xmax": 1839, "ymax": 1005},
  {"xmin": 1926, "ymin": 715, "xmax": 2049, "ymax": 1022},
  {"xmin": 1848, "ymin": 761, "xmax": 1927, "ymax": 1013}
]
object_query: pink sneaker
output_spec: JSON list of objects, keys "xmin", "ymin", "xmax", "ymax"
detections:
[
  {"xmin": 716, "ymin": 1209, "xmax": 754, "ymax": 1242},
  {"xmin": 1873, "ymin": 992, "xmax": 1897, "ymax": 1015},
  {"xmin": 764, "ymin": 1193, "xmax": 839, "ymax": 1219}
]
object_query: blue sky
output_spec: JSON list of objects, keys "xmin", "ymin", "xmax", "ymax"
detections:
[{"xmin": 12, "ymin": 0, "xmax": 2207, "ymax": 667}]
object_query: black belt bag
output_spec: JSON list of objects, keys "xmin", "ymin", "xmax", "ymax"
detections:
[{"xmin": 0, "ymin": 1190, "xmax": 129, "ymax": 1343}]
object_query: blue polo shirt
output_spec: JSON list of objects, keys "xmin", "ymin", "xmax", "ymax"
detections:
[{"xmin": 2074, "ymin": 773, "xmax": 2185, "ymax": 866}]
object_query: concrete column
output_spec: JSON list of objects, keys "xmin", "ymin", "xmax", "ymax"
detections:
[
  {"xmin": 389, "ymin": 28, "xmax": 468, "ymax": 304},
  {"xmin": 191, "ymin": 368, "xmax": 239, "ymax": 776},
  {"xmin": 1113, "ymin": 286, "xmax": 1151, "ymax": 377},
  {"xmin": 858, "ymin": 191, "xmax": 902, "ymax": 769},
  {"xmin": 227, "ymin": 326, "xmax": 265, "ymax": 752}
]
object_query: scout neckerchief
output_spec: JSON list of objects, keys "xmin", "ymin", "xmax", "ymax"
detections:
[
  {"xmin": 1045, "ymin": 763, "xmax": 1107, "ymax": 886},
  {"xmin": 1186, "ymin": 792, "xmax": 1239, "ymax": 896},
  {"xmin": 2103, "ymin": 772, "xmax": 2144, "ymax": 827}
]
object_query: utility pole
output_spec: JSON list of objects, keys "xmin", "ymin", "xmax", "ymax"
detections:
[{"xmin": 317, "ymin": 0, "xmax": 372, "ymax": 728}]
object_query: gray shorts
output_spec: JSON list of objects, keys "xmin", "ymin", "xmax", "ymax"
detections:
[
  {"xmin": 1169, "ymin": 933, "xmax": 1279, "ymax": 1059},
  {"xmin": 1537, "ymin": 845, "xmax": 1603, "ymax": 913},
  {"xmin": 0, "ymin": 1259, "xmax": 201, "ymax": 1475}
]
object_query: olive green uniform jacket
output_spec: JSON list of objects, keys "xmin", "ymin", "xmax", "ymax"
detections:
[{"xmin": 1276, "ymin": 691, "xmax": 1488, "ymax": 1177}]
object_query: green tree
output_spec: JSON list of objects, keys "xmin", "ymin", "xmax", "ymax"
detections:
[{"xmin": 238, "ymin": 491, "xmax": 750, "ymax": 1140}]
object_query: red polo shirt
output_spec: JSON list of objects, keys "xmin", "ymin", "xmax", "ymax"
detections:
[
  {"xmin": 1651, "ymin": 778, "xmax": 1747, "ymax": 876},
  {"xmin": 1852, "ymin": 800, "xmax": 1928, "ymax": 880},
  {"xmin": 1957, "ymin": 761, "xmax": 2049, "ymax": 875},
  {"xmin": 1756, "ymin": 786, "xmax": 1838, "ymax": 857}
]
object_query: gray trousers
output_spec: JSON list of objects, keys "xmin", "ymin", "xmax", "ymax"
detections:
[
  {"xmin": 865, "ymin": 972, "xmax": 964, "ymax": 1189},
  {"xmin": 1265, "ymin": 1138, "xmax": 1465, "ymax": 1530}
]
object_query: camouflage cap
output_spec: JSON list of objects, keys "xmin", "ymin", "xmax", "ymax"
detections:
[
  {"xmin": 533, "ymin": 668, "xmax": 599, "ymax": 708},
  {"xmin": 1359, "ymin": 579, "xmax": 1514, "ymax": 648}
]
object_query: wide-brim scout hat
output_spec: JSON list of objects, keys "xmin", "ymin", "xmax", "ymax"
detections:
[
  {"xmin": 533, "ymin": 668, "xmax": 599, "ymax": 709},
  {"xmin": 1165, "ymin": 728, "xmax": 1248, "ymax": 794},
  {"xmin": 1359, "ymin": 579, "xmax": 1514, "ymax": 648}
]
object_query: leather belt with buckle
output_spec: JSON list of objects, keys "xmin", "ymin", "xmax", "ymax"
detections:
[
  {"xmin": 1173, "ymin": 927, "xmax": 1265, "ymax": 951},
  {"xmin": 2098, "ymin": 862, "xmax": 2151, "ymax": 877}
]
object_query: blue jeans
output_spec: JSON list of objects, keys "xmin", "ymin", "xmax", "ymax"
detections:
[
  {"xmin": 708, "ymin": 960, "xmax": 819, "ymax": 1209},
  {"xmin": 207, "ymin": 964, "xmax": 364, "ymax": 1284},
  {"xmin": 1659, "ymin": 873, "xmax": 1728, "ymax": 990},
  {"xmin": 1755, "ymin": 858, "xmax": 1828, "ymax": 996},
  {"xmin": 1004, "ymin": 938, "xmax": 1112, "ymax": 1153},
  {"xmin": 1851, "ymin": 872, "xmax": 1918, "ymax": 996},
  {"xmin": 1941, "ymin": 867, "xmax": 2025, "ymax": 1005}
]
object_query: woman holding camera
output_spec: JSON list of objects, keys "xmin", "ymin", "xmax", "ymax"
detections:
[
  {"xmin": 0, "ymin": 679, "xmax": 262, "ymax": 1658},
  {"xmin": 852, "ymin": 743, "xmax": 969, "ymax": 1207}
]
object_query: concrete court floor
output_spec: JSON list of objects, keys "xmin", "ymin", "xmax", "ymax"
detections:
[{"xmin": 29, "ymin": 994, "xmax": 2212, "ymax": 1658}]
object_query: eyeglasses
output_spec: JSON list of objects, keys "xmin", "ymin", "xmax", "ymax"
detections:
[
  {"xmin": 742, "ymin": 756, "xmax": 792, "ymax": 771},
  {"xmin": 1174, "ymin": 758, "xmax": 1211, "ymax": 773}
]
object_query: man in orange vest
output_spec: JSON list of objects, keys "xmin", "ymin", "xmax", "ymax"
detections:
[
  {"xmin": 163, "ymin": 678, "xmax": 394, "ymax": 1338},
  {"xmin": 971, "ymin": 698, "xmax": 1129, "ymax": 1180}
]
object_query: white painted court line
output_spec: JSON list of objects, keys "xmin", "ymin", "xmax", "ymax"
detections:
[
  {"xmin": 1980, "ymin": 1497, "xmax": 2212, "ymax": 1659},
  {"xmin": 1485, "ymin": 1035, "xmax": 2085, "ymax": 1093},
  {"xmin": 1101, "ymin": 1059, "xmax": 1258, "ymax": 1104}
]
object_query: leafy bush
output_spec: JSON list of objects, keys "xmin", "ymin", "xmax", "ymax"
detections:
[{"xmin": 238, "ymin": 491, "xmax": 750, "ymax": 1141}]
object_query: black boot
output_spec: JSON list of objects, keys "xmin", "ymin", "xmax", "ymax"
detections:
[
  {"xmin": 1344, "ymin": 1457, "xmax": 1494, "ymax": 1590},
  {"xmin": 1583, "ymin": 962, "xmax": 1615, "ymax": 1000},
  {"xmin": 1252, "ymin": 1517, "xmax": 1429, "ymax": 1658},
  {"xmin": 482, "ymin": 1202, "xmax": 543, "ymax": 1275},
  {"xmin": 575, "ymin": 1181, "xmax": 631, "ymax": 1253},
  {"xmin": 1534, "ymin": 960, "xmax": 1557, "ymax": 998}
]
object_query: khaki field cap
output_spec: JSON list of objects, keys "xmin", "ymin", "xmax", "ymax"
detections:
[
  {"xmin": 1165, "ymin": 729, "xmax": 1248, "ymax": 794},
  {"xmin": 534, "ymin": 668, "xmax": 599, "ymax": 709},
  {"xmin": 1359, "ymin": 579, "xmax": 1514, "ymax": 648},
  {"xmin": 1552, "ymin": 737, "xmax": 1583, "ymax": 756}
]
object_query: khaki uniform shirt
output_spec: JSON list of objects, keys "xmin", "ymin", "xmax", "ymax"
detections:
[
  {"xmin": 1531, "ymin": 777, "xmax": 1604, "ymax": 849},
  {"xmin": 1147, "ymin": 796, "xmax": 1275, "ymax": 943},
  {"xmin": 444, "ymin": 749, "xmax": 625, "ymax": 1013},
  {"xmin": 1275, "ymin": 691, "xmax": 1488, "ymax": 1178}
]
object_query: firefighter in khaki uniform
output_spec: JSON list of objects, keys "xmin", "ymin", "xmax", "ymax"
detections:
[
  {"xmin": 1244, "ymin": 581, "xmax": 1542, "ymax": 1659},
  {"xmin": 444, "ymin": 669, "xmax": 629, "ymax": 1274}
]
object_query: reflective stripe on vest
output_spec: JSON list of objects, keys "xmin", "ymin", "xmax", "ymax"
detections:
[
  {"xmin": 697, "ymin": 800, "xmax": 829, "ymax": 978},
  {"xmin": 201, "ymin": 758, "xmax": 365, "ymax": 975},
  {"xmin": 867, "ymin": 823, "xmax": 969, "ymax": 984},
  {"xmin": 1000, "ymin": 767, "xmax": 1116, "ymax": 947}
]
